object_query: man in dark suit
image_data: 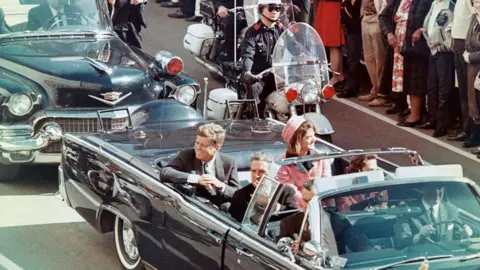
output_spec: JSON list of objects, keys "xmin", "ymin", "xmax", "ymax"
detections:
[
  {"xmin": 108, "ymin": 0, "xmax": 147, "ymax": 48},
  {"xmin": 279, "ymin": 181, "xmax": 374, "ymax": 254},
  {"xmin": 229, "ymin": 152, "xmax": 297, "ymax": 223},
  {"xmin": 26, "ymin": 0, "xmax": 82, "ymax": 31},
  {"xmin": 160, "ymin": 123, "xmax": 239, "ymax": 207},
  {"xmin": 394, "ymin": 186, "xmax": 473, "ymax": 249}
]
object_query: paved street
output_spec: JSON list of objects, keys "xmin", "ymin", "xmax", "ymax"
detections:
[{"xmin": 0, "ymin": 3, "xmax": 479, "ymax": 270}]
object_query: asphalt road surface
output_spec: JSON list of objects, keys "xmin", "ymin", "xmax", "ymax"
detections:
[{"xmin": 1, "ymin": 4, "xmax": 479, "ymax": 270}]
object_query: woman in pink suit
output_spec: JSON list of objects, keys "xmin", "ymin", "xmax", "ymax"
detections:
[{"xmin": 276, "ymin": 116, "xmax": 332, "ymax": 207}]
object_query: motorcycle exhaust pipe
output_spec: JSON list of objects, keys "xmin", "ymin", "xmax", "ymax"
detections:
[{"xmin": 194, "ymin": 56, "xmax": 223, "ymax": 78}]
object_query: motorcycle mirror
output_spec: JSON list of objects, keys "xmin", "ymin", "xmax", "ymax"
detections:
[{"xmin": 303, "ymin": 241, "xmax": 319, "ymax": 257}]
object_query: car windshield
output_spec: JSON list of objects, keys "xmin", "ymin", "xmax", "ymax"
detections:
[
  {"xmin": 314, "ymin": 179, "xmax": 480, "ymax": 268},
  {"xmin": 0, "ymin": 0, "xmax": 110, "ymax": 36}
]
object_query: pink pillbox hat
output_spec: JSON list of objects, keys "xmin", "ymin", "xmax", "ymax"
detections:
[{"xmin": 282, "ymin": 115, "xmax": 307, "ymax": 143}]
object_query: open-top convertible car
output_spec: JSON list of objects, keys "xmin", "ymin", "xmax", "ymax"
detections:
[
  {"xmin": 0, "ymin": 0, "xmax": 201, "ymax": 181},
  {"xmin": 58, "ymin": 115, "xmax": 480, "ymax": 269}
]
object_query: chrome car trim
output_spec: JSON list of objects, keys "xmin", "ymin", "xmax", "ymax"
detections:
[
  {"xmin": 88, "ymin": 92, "xmax": 132, "ymax": 106},
  {"xmin": 65, "ymin": 133, "xmax": 305, "ymax": 269}
]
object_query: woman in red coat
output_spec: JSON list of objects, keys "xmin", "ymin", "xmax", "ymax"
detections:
[{"xmin": 313, "ymin": 0, "xmax": 346, "ymax": 87}]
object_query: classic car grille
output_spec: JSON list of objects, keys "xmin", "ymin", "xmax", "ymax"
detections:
[{"xmin": 39, "ymin": 117, "xmax": 129, "ymax": 153}]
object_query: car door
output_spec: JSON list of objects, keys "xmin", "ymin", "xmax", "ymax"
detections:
[{"xmin": 226, "ymin": 175, "xmax": 304, "ymax": 270}]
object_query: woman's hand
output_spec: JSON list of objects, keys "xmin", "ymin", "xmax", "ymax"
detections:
[
  {"xmin": 131, "ymin": 0, "xmax": 146, "ymax": 4},
  {"xmin": 108, "ymin": 0, "xmax": 115, "ymax": 4},
  {"xmin": 387, "ymin": 33, "xmax": 397, "ymax": 48},
  {"xmin": 412, "ymin": 28, "xmax": 423, "ymax": 45},
  {"xmin": 464, "ymin": 51, "xmax": 471, "ymax": 63}
]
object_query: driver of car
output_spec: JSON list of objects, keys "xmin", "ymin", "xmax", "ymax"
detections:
[
  {"xmin": 229, "ymin": 152, "xmax": 297, "ymax": 222},
  {"xmin": 394, "ymin": 185, "xmax": 473, "ymax": 249},
  {"xmin": 26, "ymin": 0, "xmax": 82, "ymax": 31},
  {"xmin": 160, "ymin": 123, "xmax": 240, "ymax": 208},
  {"xmin": 240, "ymin": 0, "xmax": 285, "ymax": 117}
]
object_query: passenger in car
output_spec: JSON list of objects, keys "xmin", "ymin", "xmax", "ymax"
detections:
[
  {"xmin": 394, "ymin": 185, "xmax": 473, "ymax": 249},
  {"xmin": 336, "ymin": 155, "xmax": 389, "ymax": 212},
  {"xmin": 279, "ymin": 180, "xmax": 374, "ymax": 254},
  {"xmin": 277, "ymin": 115, "xmax": 332, "ymax": 207},
  {"xmin": 160, "ymin": 123, "xmax": 240, "ymax": 207},
  {"xmin": 229, "ymin": 152, "xmax": 298, "ymax": 223},
  {"xmin": 0, "ymin": 8, "xmax": 11, "ymax": 34},
  {"xmin": 26, "ymin": 0, "xmax": 82, "ymax": 31}
]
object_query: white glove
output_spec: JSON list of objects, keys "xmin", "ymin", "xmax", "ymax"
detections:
[
  {"xmin": 464, "ymin": 51, "xmax": 471, "ymax": 63},
  {"xmin": 464, "ymin": 224, "xmax": 474, "ymax": 237}
]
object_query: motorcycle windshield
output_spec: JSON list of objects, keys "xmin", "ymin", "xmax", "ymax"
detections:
[
  {"xmin": 243, "ymin": 0, "xmax": 293, "ymax": 26},
  {"xmin": 272, "ymin": 23, "xmax": 329, "ymax": 94}
]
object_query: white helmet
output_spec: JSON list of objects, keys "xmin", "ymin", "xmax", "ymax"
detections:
[{"xmin": 258, "ymin": 0, "xmax": 282, "ymax": 6}]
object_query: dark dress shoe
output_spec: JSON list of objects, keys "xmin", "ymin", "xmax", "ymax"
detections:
[
  {"xmin": 168, "ymin": 10, "xmax": 187, "ymax": 18},
  {"xmin": 432, "ymin": 128, "xmax": 447, "ymax": 138},
  {"xmin": 161, "ymin": 1, "xmax": 179, "ymax": 7},
  {"xmin": 462, "ymin": 140, "xmax": 480, "ymax": 148},
  {"xmin": 185, "ymin": 15, "xmax": 203, "ymax": 22},
  {"xmin": 471, "ymin": 148, "xmax": 480, "ymax": 155},
  {"xmin": 417, "ymin": 121, "xmax": 436, "ymax": 130},
  {"xmin": 336, "ymin": 91, "xmax": 357, "ymax": 98},
  {"xmin": 447, "ymin": 132, "xmax": 468, "ymax": 141},
  {"xmin": 397, "ymin": 120, "xmax": 421, "ymax": 127},
  {"xmin": 333, "ymin": 80, "xmax": 345, "ymax": 91},
  {"xmin": 386, "ymin": 105, "xmax": 407, "ymax": 115},
  {"xmin": 397, "ymin": 108, "xmax": 411, "ymax": 118}
]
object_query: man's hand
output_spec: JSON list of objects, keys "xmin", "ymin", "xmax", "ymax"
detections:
[
  {"xmin": 242, "ymin": 71, "xmax": 260, "ymax": 84},
  {"xmin": 217, "ymin": 6, "xmax": 229, "ymax": 18},
  {"xmin": 387, "ymin": 33, "xmax": 397, "ymax": 48},
  {"xmin": 210, "ymin": 178, "xmax": 226, "ymax": 190},
  {"xmin": 412, "ymin": 28, "xmax": 423, "ymax": 45},
  {"xmin": 198, "ymin": 174, "xmax": 214, "ymax": 187},
  {"xmin": 108, "ymin": 0, "xmax": 115, "ymax": 4},
  {"xmin": 292, "ymin": 239, "xmax": 300, "ymax": 254},
  {"xmin": 463, "ymin": 224, "xmax": 474, "ymax": 238}
]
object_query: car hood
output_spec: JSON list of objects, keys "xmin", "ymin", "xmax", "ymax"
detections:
[{"xmin": 0, "ymin": 36, "xmax": 161, "ymax": 108}]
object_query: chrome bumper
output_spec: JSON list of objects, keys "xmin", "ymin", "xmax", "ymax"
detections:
[{"xmin": 0, "ymin": 122, "xmax": 62, "ymax": 164}]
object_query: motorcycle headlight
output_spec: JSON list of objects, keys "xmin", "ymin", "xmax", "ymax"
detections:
[
  {"xmin": 8, "ymin": 93, "xmax": 34, "ymax": 116},
  {"xmin": 300, "ymin": 83, "xmax": 319, "ymax": 104},
  {"xmin": 175, "ymin": 85, "xmax": 197, "ymax": 105}
]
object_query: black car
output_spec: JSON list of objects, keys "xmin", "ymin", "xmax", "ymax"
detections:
[
  {"xmin": 0, "ymin": 0, "xmax": 201, "ymax": 181},
  {"xmin": 59, "ymin": 110, "xmax": 480, "ymax": 270}
]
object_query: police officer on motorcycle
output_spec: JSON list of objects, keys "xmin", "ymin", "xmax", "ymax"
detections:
[
  {"xmin": 240, "ymin": 0, "xmax": 285, "ymax": 117},
  {"xmin": 216, "ymin": 0, "xmax": 247, "ymax": 61}
]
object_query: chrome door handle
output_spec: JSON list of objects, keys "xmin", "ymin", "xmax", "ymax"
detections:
[
  {"xmin": 207, "ymin": 231, "xmax": 223, "ymax": 244},
  {"xmin": 236, "ymin": 247, "xmax": 253, "ymax": 258}
]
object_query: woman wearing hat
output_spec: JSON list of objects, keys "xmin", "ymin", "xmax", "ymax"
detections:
[{"xmin": 277, "ymin": 115, "xmax": 332, "ymax": 207}]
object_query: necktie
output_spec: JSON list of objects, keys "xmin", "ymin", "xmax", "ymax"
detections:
[
  {"xmin": 203, "ymin": 162, "xmax": 210, "ymax": 174},
  {"xmin": 429, "ymin": 206, "xmax": 436, "ymax": 223}
]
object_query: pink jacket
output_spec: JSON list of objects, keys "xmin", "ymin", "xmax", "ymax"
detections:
[{"xmin": 276, "ymin": 153, "xmax": 331, "ymax": 207}]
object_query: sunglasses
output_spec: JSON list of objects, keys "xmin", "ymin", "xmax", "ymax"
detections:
[{"xmin": 267, "ymin": 4, "xmax": 284, "ymax": 12}]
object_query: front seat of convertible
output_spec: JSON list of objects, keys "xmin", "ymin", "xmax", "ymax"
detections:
[{"xmin": 0, "ymin": 8, "xmax": 12, "ymax": 34}]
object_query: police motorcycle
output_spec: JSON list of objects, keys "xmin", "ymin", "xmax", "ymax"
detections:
[
  {"xmin": 183, "ymin": 0, "xmax": 293, "ymax": 87},
  {"xmin": 203, "ymin": 22, "xmax": 336, "ymax": 141}
]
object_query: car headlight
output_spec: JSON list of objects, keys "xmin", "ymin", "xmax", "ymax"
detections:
[
  {"xmin": 8, "ymin": 93, "xmax": 34, "ymax": 116},
  {"xmin": 300, "ymin": 83, "xmax": 319, "ymax": 104},
  {"xmin": 175, "ymin": 85, "xmax": 197, "ymax": 105}
]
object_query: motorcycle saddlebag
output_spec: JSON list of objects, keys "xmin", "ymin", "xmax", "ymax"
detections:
[{"xmin": 184, "ymin": 24, "xmax": 215, "ymax": 56}]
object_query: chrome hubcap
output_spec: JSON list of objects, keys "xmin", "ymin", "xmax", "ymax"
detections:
[{"xmin": 122, "ymin": 223, "xmax": 139, "ymax": 261}]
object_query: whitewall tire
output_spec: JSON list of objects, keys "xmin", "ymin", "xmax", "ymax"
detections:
[{"xmin": 114, "ymin": 216, "xmax": 144, "ymax": 270}]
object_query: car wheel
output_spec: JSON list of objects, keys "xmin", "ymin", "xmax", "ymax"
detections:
[
  {"xmin": 114, "ymin": 216, "xmax": 144, "ymax": 270},
  {"xmin": 0, "ymin": 164, "xmax": 21, "ymax": 182}
]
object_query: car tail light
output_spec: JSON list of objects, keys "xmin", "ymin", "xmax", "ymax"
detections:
[
  {"xmin": 321, "ymin": 85, "xmax": 335, "ymax": 99},
  {"xmin": 166, "ymin": 58, "xmax": 183, "ymax": 75},
  {"xmin": 285, "ymin": 88, "xmax": 298, "ymax": 102},
  {"xmin": 154, "ymin": 51, "xmax": 184, "ymax": 75}
]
